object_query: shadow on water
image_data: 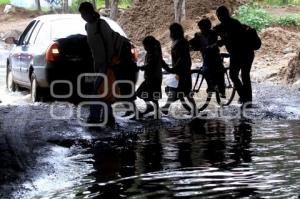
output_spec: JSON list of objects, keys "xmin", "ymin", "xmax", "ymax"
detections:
[{"xmin": 42, "ymin": 118, "xmax": 300, "ymax": 198}]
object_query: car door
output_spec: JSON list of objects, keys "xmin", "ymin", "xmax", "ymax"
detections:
[
  {"xmin": 19, "ymin": 20, "xmax": 42, "ymax": 84},
  {"xmin": 10, "ymin": 20, "xmax": 36, "ymax": 83}
]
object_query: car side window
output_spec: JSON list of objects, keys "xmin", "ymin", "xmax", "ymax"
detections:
[
  {"xmin": 35, "ymin": 23, "xmax": 51, "ymax": 46},
  {"xmin": 23, "ymin": 21, "xmax": 40, "ymax": 45},
  {"xmin": 18, "ymin": 20, "xmax": 36, "ymax": 46},
  {"xmin": 28, "ymin": 21, "xmax": 42, "ymax": 45}
]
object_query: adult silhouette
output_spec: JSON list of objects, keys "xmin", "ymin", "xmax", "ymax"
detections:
[{"xmin": 214, "ymin": 6, "xmax": 255, "ymax": 108}]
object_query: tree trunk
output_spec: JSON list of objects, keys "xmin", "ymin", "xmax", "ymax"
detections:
[
  {"xmin": 63, "ymin": 0, "xmax": 69, "ymax": 13},
  {"xmin": 105, "ymin": 0, "xmax": 110, "ymax": 9},
  {"xmin": 182, "ymin": 0, "xmax": 186, "ymax": 20},
  {"xmin": 174, "ymin": 0, "xmax": 185, "ymax": 23},
  {"xmin": 110, "ymin": 0, "xmax": 119, "ymax": 20},
  {"xmin": 35, "ymin": 0, "xmax": 41, "ymax": 11}
]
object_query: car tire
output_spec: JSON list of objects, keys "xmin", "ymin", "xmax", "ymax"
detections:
[
  {"xmin": 6, "ymin": 68, "xmax": 16, "ymax": 92},
  {"xmin": 31, "ymin": 73, "xmax": 40, "ymax": 102}
]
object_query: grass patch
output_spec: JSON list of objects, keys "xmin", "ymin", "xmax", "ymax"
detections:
[
  {"xmin": 235, "ymin": 5, "xmax": 273, "ymax": 31},
  {"xmin": 263, "ymin": 0, "xmax": 300, "ymax": 6},
  {"xmin": 235, "ymin": 4, "xmax": 300, "ymax": 31},
  {"xmin": 276, "ymin": 14, "xmax": 300, "ymax": 26},
  {"xmin": 71, "ymin": 0, "xmax": 133, "ymax": 12},
  {"xmin": 0, "ymin": 0, "xmax": 9, "ymax": 5}
]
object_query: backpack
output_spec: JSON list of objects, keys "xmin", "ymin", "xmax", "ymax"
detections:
[{"xmin": 243, "ymin": 24, "xmax": 261, "ymax": 51}]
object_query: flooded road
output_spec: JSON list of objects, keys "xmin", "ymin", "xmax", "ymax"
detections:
[
  {"xmin": 1, "ymin": 63, "xmax": 300, "ymax": 198},
  {"xmin": 17, "ymin": 119, "xmax": 300, "ymax": 199}
]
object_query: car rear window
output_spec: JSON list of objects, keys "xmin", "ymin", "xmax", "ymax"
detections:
[{"xmin": 51, "ymin": 18, "xmax": 86, "ymax": 39}]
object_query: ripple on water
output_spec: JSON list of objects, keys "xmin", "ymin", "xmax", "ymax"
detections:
[{"xmin": 26, "ymin": 119, "xmax": 300, "ymax": 198}]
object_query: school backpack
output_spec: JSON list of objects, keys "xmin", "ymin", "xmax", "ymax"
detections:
[{"xmin": 243, "ymin": 24, "xmax": 262, "ymax": 51}]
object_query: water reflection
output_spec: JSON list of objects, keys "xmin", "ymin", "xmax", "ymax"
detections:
[
  {"xmin": 44, "ymin": 119, "xmax": 300, "ymax": 198},
  {"xmin": 76, "ymin": 119, "xmax": 260, "ymax": 198}
]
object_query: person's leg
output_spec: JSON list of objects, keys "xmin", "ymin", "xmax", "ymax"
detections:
[
  {"xmin": 88, "ymin": 62, "xmax": 107, "ymax": 122},
  {"xmin": 241, "ymin": 52, "xmax": 254, "ymax": 104},
  {"xmin": 229, "ymin": 57, "xmax": 244, "ymax": 102},
  {"xmin": 123, "ymin": 101, "xmax": 143, "ymax": 119},
  {"xmin": 88, "ymin": 82, "xmax": 102, "ymax": 122},
  {"xmin": 106, "ymin": 102, "xmax": 115, "ymax": 127},
  {"xmin": 180, "ymin": 94, "xmax": 197, "ymax": 116},
  {"xmin": 179, "ymin": 96, "xmax": 192, "ymax": 113},
  {"xmin": 202, "ymin": 66, "xmax": 214, "ymax": 92},
  {"xmin": 144, "ymin": 101, "xmax": 155, "ymax": 115},
  {"xmin": 161, "ymin": 91, "xmax": 177, "ymax": 115},
  {"xmin": 186, "ymin": 95, "xmax": 197, "ymax": 116},
  {"xmin": 153, "ymin": 100, "xmax": 160, "ymax": 119},
  {"xmin": 216, "ymin": 68, "xmax": 226, "ymax": 97}
]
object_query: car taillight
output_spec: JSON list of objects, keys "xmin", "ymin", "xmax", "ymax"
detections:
[
  {"xmin": 131, "ymin": 47, "xmax": 138, "ymax": 62},
  {"xmin": 46, "ymin": 43, "xmax": 60, "ymax": 62}
]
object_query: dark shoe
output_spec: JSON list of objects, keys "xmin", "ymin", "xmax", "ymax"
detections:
[
  {"xmin": 161, "ymin": 108, "xmax": 169, "ymax": 115},
  {"xmin": 123, "ymin": 111, "xmax": 134, "ymax": 117},
  {"xmin": 143, "ymin": 106, "xmax": 154, "ymax": 115},
  {"xmin": 106, "ymin": 116, "xmax": 116, "ymax": 128},
  {"xmin": 220, "ymin": 93, "xmax": 226, "ymax": 98},
  {"xmin": 238, "ymin": 97, "xmax": 244, "ymax": 104}
]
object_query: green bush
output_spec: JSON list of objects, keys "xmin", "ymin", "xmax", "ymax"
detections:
[
  {"xmin": 235, "ymin": 4, "xmax": 300, "ymax": 31},
  {"xmin": 263, "ymin": 0, "xmax": 300, "ymax": 6},
  {"xmin": 0, "ymin": 0, "xmax": 10, "ymax": 5},
  {"xmin": 276, "ymin": 14, "xmax": 300, "ymax": 26},
  {"xmin": 235, "ymin": 5, "xmax": 274, "ymax": 31},
  {"xmin": 71, "ymin": 0, "xmax": 132, "ymax": 12}
]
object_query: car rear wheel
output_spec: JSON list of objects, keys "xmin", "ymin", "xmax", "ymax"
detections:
[
  {"xmin": 6, "ymin": 69, "xmax": 16, "ymax": 92},
  {"xmin": 31, "ymin": 74, "xmax": 40, "ymax": 102}
]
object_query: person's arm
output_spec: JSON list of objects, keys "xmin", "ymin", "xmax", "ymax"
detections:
[
  {"xmin": 189, "ymin": 33, "xmax": 202, "ymax": 51},
  {"xmin": 213, "ymin": 24, "xmax": 225, "ymax": 47},
  {"xmin": 161, "ymin": 59, "xmax": 173, "ymax": 73},
  {"xmin": 173, "ymin": 40, "xmax": 191, "ymax": 74},
  {"xmin": 97, "ymin": 19, "xmax": 115, "ymax": 65},
  {"xmin": 206, "ymin": 31, "xmax": 219, "ymax": 49}
]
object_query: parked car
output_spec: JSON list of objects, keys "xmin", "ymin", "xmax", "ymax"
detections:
[{"xmin": 5, "ymin": 14, "xmax": 137, "ymax": 102}]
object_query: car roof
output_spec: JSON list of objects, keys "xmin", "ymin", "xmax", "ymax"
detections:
[{"xmin": 34, "ymin": 14, "xmax": 127, "ymax": 37}]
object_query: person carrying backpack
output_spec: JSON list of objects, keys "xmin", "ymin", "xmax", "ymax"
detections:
[{"xmin": 214, "ymin": 6, "xmax": 261, "ymax": 108}]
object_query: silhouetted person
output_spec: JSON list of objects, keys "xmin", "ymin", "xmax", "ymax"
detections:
[
  {"xmin": 214, "ymin": 6, "xmax": 255, "ymax": 108},
  {"xmin": 79, "ymin": 2, "xmax": 138, "ymax": 125},
  {"xmin": 190, "ymin": 18, "xmax": 225, "ymax": 97},
  {"xmin": 162, "ymin": 23, "xmax": 197, "ymax": 116},
  {"xmin": 79, "ymin": 2, "xmax": 115, "ymax": 126},
  {"xmin": 136, "ymin": 36, "xmax": 164, "ymax": 119}
]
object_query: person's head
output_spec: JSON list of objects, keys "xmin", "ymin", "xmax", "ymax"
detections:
[
  {"xmin": 143, "ymin": 36, "xmax": 160, "ymax": 52},
  {"xmin": 198, "ymin": 18, "xmax": 212, "ymax": 34},
  {"xmin": 216, "ymin": 6, "xmax": 231, "ymax": 23},
  {"xmin": 79, "ymin": 2, "xmax": 100, "ymax": 23},
  {"xmin": 169, "ymin": 23, "xmax": 184, "ymax": 41}
]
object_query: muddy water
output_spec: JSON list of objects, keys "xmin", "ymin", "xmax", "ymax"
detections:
[{"xmin": 31, "ymin": 119, "xmax": 300, "ymax": 199}]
